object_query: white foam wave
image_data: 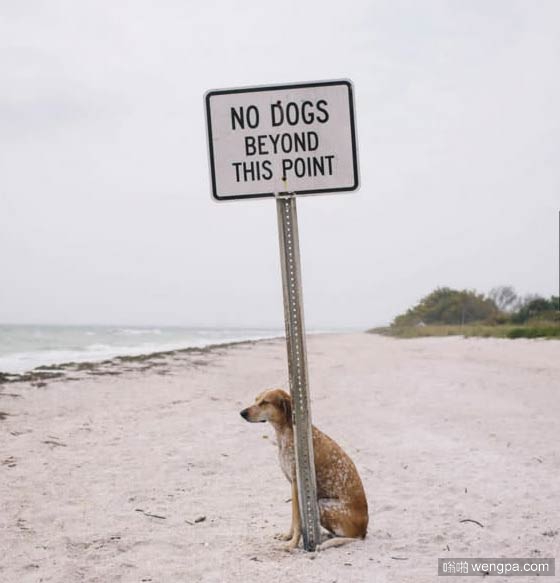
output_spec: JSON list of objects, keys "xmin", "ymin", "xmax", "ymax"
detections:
[
  {"xmin": 114, "ymin": 328, "xmax": 163, "ymax": 336},
  {"xmin": 0, "ymin": 332, "xmax": 280, "ymax": 374}
]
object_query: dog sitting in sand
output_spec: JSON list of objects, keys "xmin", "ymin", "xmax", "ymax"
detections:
[{"xmin": 240, "ymin": 388, "xmax": 368, "ymax": 551}]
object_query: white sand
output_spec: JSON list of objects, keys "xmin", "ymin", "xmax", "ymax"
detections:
[{"xmin": 1, "ymin": 333, "xmax": 559, "ymax": 582}]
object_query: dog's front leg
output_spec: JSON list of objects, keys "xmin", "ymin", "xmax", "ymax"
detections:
[{"xmin": 284, "ymin": 479, "xmax": 301, "ymax": 551}]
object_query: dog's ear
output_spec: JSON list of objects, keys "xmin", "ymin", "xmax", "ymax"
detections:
[{"xmin": 280, "ymin": 393, "xmax": 293, "ymax": 426}]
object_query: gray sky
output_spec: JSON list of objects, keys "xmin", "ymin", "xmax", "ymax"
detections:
[{"xmin": 1, "ymin": 1, "xmax": 558, "ymax": 328}]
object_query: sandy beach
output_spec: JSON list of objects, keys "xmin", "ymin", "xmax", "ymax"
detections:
[{"xmin": 1, "ymin": 333, "xmax": 559, "ymax": 582}]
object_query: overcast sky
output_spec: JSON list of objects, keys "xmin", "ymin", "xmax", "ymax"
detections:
[{"xmin": 1, "ymin": 1, "xmax": 558, "ymax": 329}]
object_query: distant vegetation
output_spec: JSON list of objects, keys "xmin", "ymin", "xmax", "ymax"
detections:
[{"xmin": 371, "ymin": 286, "xmax": 560, "ymax": 339}]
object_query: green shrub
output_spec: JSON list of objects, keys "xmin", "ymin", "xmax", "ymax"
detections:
[
  {"xmin": 507, "ymin": 326, "xmax": 560, "ymax": 339},
  {"xmin": 393, "ymin": 287, "xmax": 499, "ymax": 327},
  {"xmin": 511, "ymin": 296, "xmax": 559, "ymax": 323}
]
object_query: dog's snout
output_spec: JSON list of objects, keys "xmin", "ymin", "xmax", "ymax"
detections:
[{"xmin": 240, "ymin": 408, "xmax": 249, "ymax": 420}]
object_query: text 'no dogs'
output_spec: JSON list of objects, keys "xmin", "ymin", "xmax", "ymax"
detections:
[{"xmin": 205, "ymin": 80, "xmax": 359, "ymax": 201}]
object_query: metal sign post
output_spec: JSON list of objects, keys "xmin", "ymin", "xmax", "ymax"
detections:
[
  {"xmin": 204, "ymin": 78, "xmax": 359, "ymax": 552},
  {"xmin": 276, "ymin": 193, "xmax": 321, "ymax": 551}
]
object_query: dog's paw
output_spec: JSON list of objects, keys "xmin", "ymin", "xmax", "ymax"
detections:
[
  {"xmin": 274, "ymin": 532, "xmax": 292, "ymax": 541},
  {"xmin": 282, "ymin": 536, "xmax": 301, "ymax": 552}
]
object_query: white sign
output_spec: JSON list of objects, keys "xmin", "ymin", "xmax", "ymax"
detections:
[{"xmin": 204, "ymin": 80, "xmax": 359, "ymax": 201}]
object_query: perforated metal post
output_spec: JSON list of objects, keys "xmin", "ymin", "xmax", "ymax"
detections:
[{"xmin": 276, "ymin": 194, "xmax": 321, "ymax": 552}]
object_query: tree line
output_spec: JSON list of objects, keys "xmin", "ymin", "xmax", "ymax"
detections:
[{"xmin": 393, "ymin": 286, "xmax": 559, "ymax": 327}]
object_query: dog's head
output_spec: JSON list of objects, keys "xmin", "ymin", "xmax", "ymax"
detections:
[{"xmin": 240, "ymin": 388, "xmax": 293, "ymax": 428}]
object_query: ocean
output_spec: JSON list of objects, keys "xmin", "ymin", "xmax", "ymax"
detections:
[{"xmin": 0, "ymin": 325, "xmax": 283, "ymax": 374}]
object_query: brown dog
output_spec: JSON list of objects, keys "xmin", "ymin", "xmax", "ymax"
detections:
[{"xmin": 240, "ymin": 388, "xmax": 368, "ymax": 550}]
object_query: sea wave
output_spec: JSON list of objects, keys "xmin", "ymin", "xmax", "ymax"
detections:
[
  {"xmin": 113, "ymin": 328, "xmax": 163, "ymax": 336},
  {"xmin": 0, "ymin": 328, "xmax": 282, "ymax": 374}
]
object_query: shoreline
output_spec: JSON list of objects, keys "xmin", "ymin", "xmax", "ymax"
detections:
[
  {"xmin": 0, "ymin": 336, "xmax": 282, "ymax": 385},
  {"xmin": 0, "ymin": 324, "xmax": 294, "ymax": 379}
]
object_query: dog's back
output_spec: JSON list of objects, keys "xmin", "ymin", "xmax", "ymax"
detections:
[{"xmin": 312, "ymin": 426, "xmax": 369, "ymax": 538}]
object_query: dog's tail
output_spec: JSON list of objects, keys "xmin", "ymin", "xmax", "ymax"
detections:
[{"xmin": 317, "ymin": 537, "xmax": 358, "ymax": 551}]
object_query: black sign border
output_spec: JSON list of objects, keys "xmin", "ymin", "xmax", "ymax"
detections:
[{"xmin": 205, "ymin": 80, "xmax": 359, "ymax": 202}]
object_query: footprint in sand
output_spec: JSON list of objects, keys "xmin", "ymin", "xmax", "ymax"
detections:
[{"xmin": 2, "ymin": 455, "xmax": 17, "ymax": 468}]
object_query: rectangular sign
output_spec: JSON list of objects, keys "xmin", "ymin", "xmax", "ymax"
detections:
[{"xmin": 204, "ymin": 80, "xmax": 359, "ymax": 201}]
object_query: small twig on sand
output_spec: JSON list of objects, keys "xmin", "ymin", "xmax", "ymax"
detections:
[
  {"xmin": 42, "ymin": 439, "xmax": 67, "ymax": 447},
  {"xmin": 391, "ymin": 556, "xmax": 409, "ymax": 560},
  {"xmin": 135, "ymin": 509, "xmax": 167, "ymax": 520},
  {"xmin": 460, "ymin": 518, "xmax": 484, "ymax": 528},
  {"xmin": 186, "ymin": 516, "xmax": 206, "ymax": 524}
]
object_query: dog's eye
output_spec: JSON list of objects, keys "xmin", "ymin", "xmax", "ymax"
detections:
[{"xmin": 260, "ymin": 400, "xmax": 269, "ymax": 405}]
